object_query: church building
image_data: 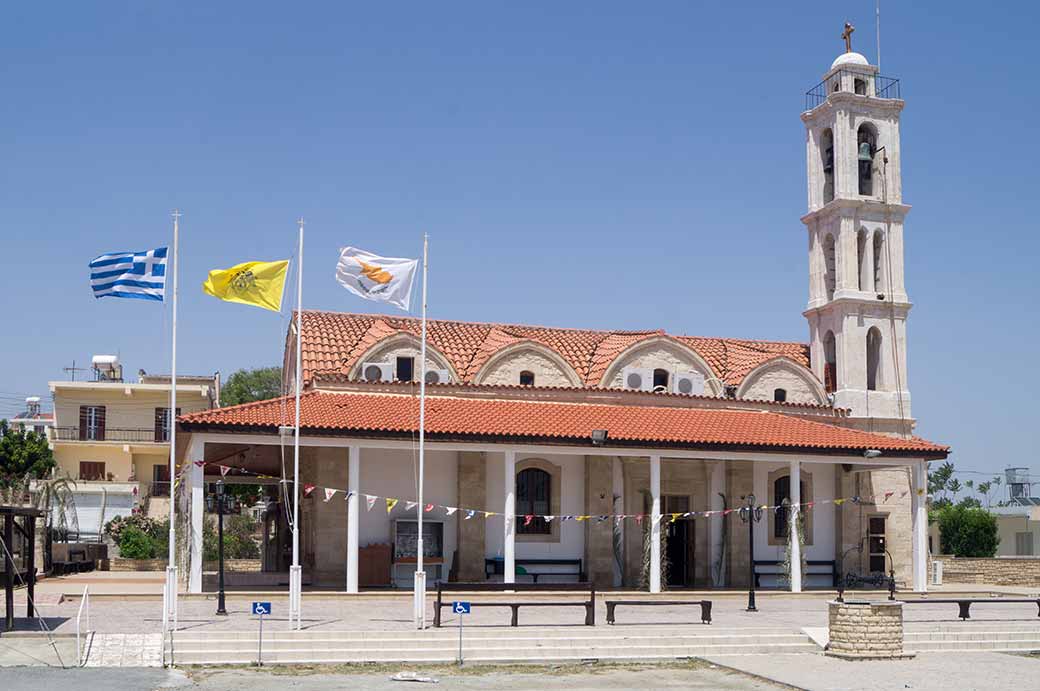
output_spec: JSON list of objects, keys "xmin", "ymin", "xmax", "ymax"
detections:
[{"xmin": 177, "ymin": 42, "xmax": 948, "ymax": 595}]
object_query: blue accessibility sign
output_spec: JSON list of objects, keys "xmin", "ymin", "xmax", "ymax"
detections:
[
  {"xmin": 452, "ymin": 601, "xmax": 471, "ymax": 615},
  {"xmin": 251, "ymin": 601, "xmax": 272, "ymax": 616}
]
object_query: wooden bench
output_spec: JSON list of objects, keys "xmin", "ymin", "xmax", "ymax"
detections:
[
  {"xmin": 753, "ymin": 559, "xmax": 838, "ymax": 588},
  {"xmin": 485, "ymin": 557, "xmax": 584, "ymax": 583},
  {"xmin": 899, "ymin": 598, "xmax": 1040, "ymax": 620},
  {"xmin": 434, "ymin": 581, "xmax": 595, "ymax": 628},
  {"xmin": 605, "ymin": 599, "xmax": 712, "ymax": 625}
]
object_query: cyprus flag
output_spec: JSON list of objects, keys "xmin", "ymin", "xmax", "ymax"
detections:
[{"xmin": 335, "ymin": 247, "xmax": 418, "ymax": 311}]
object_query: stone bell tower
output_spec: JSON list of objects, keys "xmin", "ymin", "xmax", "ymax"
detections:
[{"xmin": 801, "ymin": 28, "xmax": 913, "ymax": 435}]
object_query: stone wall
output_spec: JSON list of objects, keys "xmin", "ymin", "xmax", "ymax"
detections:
[
  {"xmin": 739, "ymin": 364, "xmax": 824, "ymax": 405},
  {"xmin": 937, "ymin": 557, "xmax": 1040, "ymax": 587},
  {"xmin": 827, "ymin": 600, "xmax": 911, "ymax": 659},
  {"xmin": 478, "ymin": 347, "xmax": 577, "ymax": 388}
]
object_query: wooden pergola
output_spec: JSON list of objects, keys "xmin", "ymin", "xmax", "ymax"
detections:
[{"xmin": 1, "ymin": 505, "xmax": 44, "ymax": 632}]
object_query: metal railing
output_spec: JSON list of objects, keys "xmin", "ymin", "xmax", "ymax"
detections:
[
  {"xmin": 805, "ymin": 70, "xmax": 902, "ymax": 111},
  {"xmin": 76, "ymin": 585, "xmax": 91, "ymax": 666},
  {"xmin": 52, "ymin": 427, "xmax": 163, "ymax": 443}
]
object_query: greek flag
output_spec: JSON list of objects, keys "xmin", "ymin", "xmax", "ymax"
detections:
[{"xmin": 89, "ymin": 247, "xmax": 168, "ymax": 301}]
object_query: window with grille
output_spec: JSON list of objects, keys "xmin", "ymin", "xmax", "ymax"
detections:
[
  {"xmin": 516, "ymin": 468, "xmax": 551, "ymax": 535},
  {"xmin": 79, "ymin": 405, "xmax": 106, "ymax": 441}
]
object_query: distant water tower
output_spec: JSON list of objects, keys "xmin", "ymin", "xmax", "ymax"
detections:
[{"xmin": 1005, "ymin": 467, "xmax": 1032, "ymax": 501}]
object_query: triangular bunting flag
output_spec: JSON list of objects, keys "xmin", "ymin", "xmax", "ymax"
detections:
[
  {"xmin": 425, "ymin": 503, "xmax": 435, "ymax": 513},
  {"xmin": 464, "ymin": 510, "xmax": 476, "ymax": 520},
  {"xmin": 834, "ymin": 498, "xmax": 846, "ymax": 505},
  {"xmin": 405, "ymin": 501, "xmax": 418, "ymax": 511},
  {"xmin": 365, "ymin": 495, "xmax": 377, "ymax": 511},
  {"xmin": 219, "ymin": 465, "xmax": 231, "ymax": 477},
  {"xmin": 635, "ymin": 515, "xmax": 644, "ymax": 525},
  {"xmin": 324, "ymin": 488, "xmax": 338, "ymax": 502},
  {"xmin": 597, "ymin": 515, "xmax": 609, "ymax": 523},
  {"xmin": 483, "ymin": 511, "xmax": 495, "ymax": 518},
  {"xmin": 303, "ymin": 484, "xmax": 316, "ymax": 497},
  {"xmin": 523, "ymin": 515, "xmax": 534, "ymax": 527},
  {"xmin": 883, "ymin": 491, "xmax": 894, "ymax": 502},
  {"xmin": 386, "ymin": 498, "xmax": 399, "ymax": 513},
  {"xmin": 544, "ymin": 515, "xmax": 555, "ymax": 523},
  {"xmin": 194, "ymin": 460, "xmax": 206, "ymax": 468},
  {"xmin": 445, "ymin": 507, "xmax": 458, "ymax": 516}
]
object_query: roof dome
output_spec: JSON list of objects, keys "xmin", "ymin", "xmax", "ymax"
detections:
[{"xmin": 831, "ymin": 51, "xmax": 869, "ymax": 69}]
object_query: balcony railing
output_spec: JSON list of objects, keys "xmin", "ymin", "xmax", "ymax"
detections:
[
  {"xmin": 805, "ymin": 70, "xmax": 902, "ymax": 111},
  {"xmin": 52, "ymin": 427, "xmax": 166, "ymax": 443}
]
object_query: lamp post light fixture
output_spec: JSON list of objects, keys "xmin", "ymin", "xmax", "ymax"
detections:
[
  {"xmin": 738, "ymin": 493, "xmax": 764, "ymax": 612},
  {"xmin": 215, "ymin": 479, "xmax": 228, "ymax": 616}
]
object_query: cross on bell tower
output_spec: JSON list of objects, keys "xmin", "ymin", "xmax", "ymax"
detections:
[{"xmin": 800, "ymin": 32, "xmax": 913, "ymax": 434}]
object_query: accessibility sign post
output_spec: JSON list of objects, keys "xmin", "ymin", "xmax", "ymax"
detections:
[
  {"xmin": 452, "ymin": 601, "xmax": 470, "ymax": 665},
  {"xmin": 251, "ymin": 602, "xmax": 271, "ymax": 666}
]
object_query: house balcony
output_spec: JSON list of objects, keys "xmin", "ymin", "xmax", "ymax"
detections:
[{"xmin": 51, "ymin": 427, "xmax": 169, "ymax": 444}]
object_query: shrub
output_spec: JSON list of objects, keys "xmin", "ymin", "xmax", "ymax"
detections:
[
  {"xmin": 936, "ymin": 504, "xmax": 1000, "ymax": 557},
  {"xmin": 203, "ymin": 514, "xmax": 260, "ymax": 561},
  {"xmin": 118, "ymin": 526, "xmax": 157, "ymax": 559}
]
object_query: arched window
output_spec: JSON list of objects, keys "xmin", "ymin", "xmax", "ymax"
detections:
[
  {"xmin": 652, "ymin": 368, "xmax": 669, "ymax": 391},
  {"xmin": 857, "ymin": 123, "xmax": 877, "ymax": 196},
  {"xmin": 823, "ymin": 234, "xmax": 836, "ymax": 300},
  {"xmin": 867, "ymin": 327, "xmax": 882, "ymax": 391},
  {"xmin": 773, "ymin": 388, "xmax": 787, "ymax": 403},
  {"xmin": 774, "ymin": 475, "xmax": 809, "ymax": 539},
  {"xmin": 516, "ymin": 468, "xmax": 551, "ymax": 535},
  {"xmin": 857, "ymin": 229, "xmax": 868, "ymax": 291},
  {"xmin": 873, "ymin": 232, "xmax": 885, "ymax": 292},
  {"xmin": 854, "ymin": 78, "xmax": 867, "ymax": 95},
  {"xmin": 821, "ymin": 128, "xmax": 835, "ymax": 203},
  {"xmin": 519, "ymin": 370, "xmax": 535, "ymax": 386},
  {"xmin": 824, "ymin": 331, "xmax": 837, "ymax": 394}
]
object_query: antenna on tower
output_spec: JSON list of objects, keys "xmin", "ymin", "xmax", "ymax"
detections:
[
  {"xmin": 63, "ymin": 359, "xmax": 90, "ymax": 382},
  {"xmin": 876, "ymin": 0, "xmax": 882, "ymax": 71}
]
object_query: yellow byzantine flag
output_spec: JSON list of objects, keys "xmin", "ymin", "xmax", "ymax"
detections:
[{"xmin": 202, "ymin": 260, "xmax": 289, "ymax": 312}]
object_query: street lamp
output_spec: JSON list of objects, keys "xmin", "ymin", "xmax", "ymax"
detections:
[
  {"xmin": 215, "ymin": 480, "xmax": 228, "ymax": 616},
  {"xmin": 738, "ymin": 494, "xmax": 764, "ymax": 612}
]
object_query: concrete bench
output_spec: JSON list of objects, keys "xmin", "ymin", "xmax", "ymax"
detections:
[
  {"xmin": 899, "ymin": 598, "xmax": 1040, "ymax": 620},
  {"xmin": 605, "ymin": 599, "xmax": 712, "ymax": 625},
  {"xmin": 434, "ymin": 581, "xmax": 595, "ymax": 627}
]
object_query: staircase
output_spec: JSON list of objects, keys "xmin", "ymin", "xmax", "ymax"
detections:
[
  {"xmin": 904, "ymin": 623, "xmax": 1040, "ymax": 653},
  {"xmin": 165, "ymin": 627, "xmax": 819, "ymax": 665}
]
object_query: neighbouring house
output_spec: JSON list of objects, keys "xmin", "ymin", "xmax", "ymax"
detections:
[
  {"xmin": 8, "ymin": 397, "xmax": 54, "ymax": 437},
  {"xmin": 46, "ymin": 355, "xmax": 219, "ymax": 538}
]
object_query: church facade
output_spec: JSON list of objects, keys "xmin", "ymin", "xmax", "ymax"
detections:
[{"xmin": 177, "ymin": 46, "xmax": 947, "ymax": 595}]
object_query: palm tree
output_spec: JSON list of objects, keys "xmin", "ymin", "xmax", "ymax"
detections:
[{"xmin": 947, "ymin": 478, "xmax": 962, "ymax": 502}]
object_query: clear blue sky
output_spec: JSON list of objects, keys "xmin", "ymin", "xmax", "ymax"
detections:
[{"xmin": 2, "ymin": 2, "xmax": 1036, "ymax": 487}]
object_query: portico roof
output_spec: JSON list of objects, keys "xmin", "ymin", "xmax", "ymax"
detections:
[{"xmin": 179, "ymin": 390, "xmax": 948, "ymax": 458}]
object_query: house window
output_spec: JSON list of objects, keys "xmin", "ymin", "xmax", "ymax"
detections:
[
  {"xmin": 773, "ymin": 388, "xmax": 787, "ymax": 402},
  {"xmin": 154, "ymin": 407, "xmax": 181, "ymax": 443},
  {"xmin": 519, "ymin": 370, "xmax": 535, "ymax": 386},
  {"xmin": 652, "ymin": 368, "xmax": 669, "ymax": 391},
  {"xmin": 869, "ymin": 516, "xmax": 888, "ymax": 573},
  {"xmin": 396, "ymin": 356, "xmax": 414, "ymax": 382},
  {"xmin": 79, "ymin": 405, "xmax": 106, "ymax": 441},
  {"xmin": 1016, "ymin": 532, "xmax": 1035, "ymax": 556},
  {"xmin": 79, "ymin": 461, "xmax": 105, "ymax": 481},
  {"xmin": 516, "ymin": 468, "xmax": 551, "ymax": 535}
]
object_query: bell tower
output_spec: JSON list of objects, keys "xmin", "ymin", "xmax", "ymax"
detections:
[{"xmin": 801, "ymin": 29, "xmax": 913, "ymax": 434}]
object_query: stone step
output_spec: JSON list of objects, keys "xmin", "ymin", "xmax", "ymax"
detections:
[
  {"xmin": 166, "ymin": 641, "xmax": 819, "ymax": 665},
  {"xmin": 905, "ymin": 630, "xmax": 1040, "ymax": 642},
  {"xmin": 906, "ymin": 640, "xmax": 1040, "ymax": 652},
  {"xmin": 166, "ymin": 626, "xmax": 797, "ymax": 641},
  {"xmin": 166, "ymin": 633, "xmax": 812, "ymax": 652}
]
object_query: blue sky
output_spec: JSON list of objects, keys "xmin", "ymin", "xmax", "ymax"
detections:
[{"xmin": 1, "ymin": 2, "xmax": 1036, "ymax": 487}]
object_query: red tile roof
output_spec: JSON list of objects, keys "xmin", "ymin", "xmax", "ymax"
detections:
[
  {"xmin": 180, "ymin": 390, "xmax": 947, "ymax": 457},
  {"xmin": 294, "ymin": 311, "xmax": 811, "ymax": 388}
]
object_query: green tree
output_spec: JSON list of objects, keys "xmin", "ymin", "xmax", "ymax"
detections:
[
  {"xmin": 936, "ymin": 504, "xmax": 1000, "ymax": 557},
  {"xmin": 0, "ymin": 419, "xmax": 56, "ymax": 488},
  {"xmin": 929, "ymin": 461, "xmax": 955, "ymax": 505},
  {"xmin": 221, "ymin": 367, "xmax": 283, "ymax": 407}
]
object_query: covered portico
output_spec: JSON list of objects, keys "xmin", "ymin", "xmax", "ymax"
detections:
[{"xmin": 176, "ymin": 387, "xmax": 945, "ymax": 596}]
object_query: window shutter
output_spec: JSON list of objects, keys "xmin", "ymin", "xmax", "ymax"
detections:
[
  {"xmin": 79, "ymin": 406, "xmax": 88, "ymax": 441},
  {"xmin": 96, "ymin": 406, "xmax": 106, "ymax": 441},
  {"xmin": 155, "ymin": 408, "xmax": 164, "ymax": 442}
]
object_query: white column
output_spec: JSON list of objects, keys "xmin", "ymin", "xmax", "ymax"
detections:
[
  {"xmin": 708, "ymin": 461, "xmax": 726, "ymax": 587},
  {"xmin": 503, "ymin": 450, "xmax": 516, "ymax": 584},
  {"xmin": 789, "ymin": 460, "xmax": 802, "ymax": 593},
  {"xmin": 911, "ymin": 460, "xmax": 928, "ymax": 592},
  {"xmin": 649, "ymin": 454, "xmax": 661, "ymax": 594},
  {"xmin": 187, "ymin": 436, "xmax": 205, "ymax": 594},
  {"xmin": 346, "ymin": 444, "xmax": 360, "ymax": 593}
]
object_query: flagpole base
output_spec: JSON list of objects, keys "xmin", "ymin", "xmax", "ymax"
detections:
[
  {"xmin": 162, "ymin": 565, "xmax": 178, "ymax": 665},
  {"xmin": 414, "ymin": 571, "xmax": 427, "ymax": 630},
  {"xmin": 289, "ymin": 565, "xmax": 302, "ymax": 630}
]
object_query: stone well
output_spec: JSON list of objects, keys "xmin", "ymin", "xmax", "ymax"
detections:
[{"xmin": 826, "ymin": 600, "xmax": 914, "ymax": 660}]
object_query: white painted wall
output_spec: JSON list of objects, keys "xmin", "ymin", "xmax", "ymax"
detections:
[
  {"xmin": 752, "ymin": 461, "xmax": 836, "ymax": 587},
  {"xmin": 485, "ymin": 452, "xmax": 585, "ymax": 561},
  {"xmin": 357, "ymin": 448, "xmax": 458, "ymax": 578}
]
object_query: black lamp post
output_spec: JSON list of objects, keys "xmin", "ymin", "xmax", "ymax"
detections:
[
  {"xmin": 216, "ymin": 480, "xmax": 228, "ymax": 616},
  {"xmin": 738, "ymin": 493, "xmax": 764, "ymax": 612}
]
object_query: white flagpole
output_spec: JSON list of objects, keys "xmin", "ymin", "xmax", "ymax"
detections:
[
  {"xmin": 414, "ymin": 233, "xmax": 428, "ymax": 629},
  {"xmin": 164, "ymin": 209, "xmax": 180, "ymax": 635},
  {"xmin": 290, "ymin": 218, "xmax": 304, "ymax": 630}
]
